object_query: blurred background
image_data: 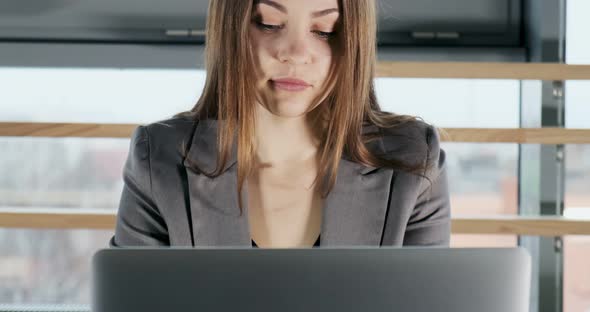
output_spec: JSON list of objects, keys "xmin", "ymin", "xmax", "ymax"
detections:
[{"xmin": 0, "ymin": 0, "xmax": 588, "ymax": 311}]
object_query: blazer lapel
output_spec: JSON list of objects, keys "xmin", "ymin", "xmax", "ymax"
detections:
[
  {"xmin": 182, "ymin": 120, "xmax": 250, "ymax": 247},
  {"xmin": 182, "ymin": 119, "xmax": 395, "ymax": 247},
  {"xmin": 320, "ymin": 159, "xmax": 395, "ymax": 247}
]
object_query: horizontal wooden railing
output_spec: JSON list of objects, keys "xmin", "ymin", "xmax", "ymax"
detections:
[
  {"xmin": 1, "ymin": 122, "xmax": 590, "ymax": 144},
  {"xmin": 440, "ymin": 128, "xmax": 590, "ymax": 144},
  {"xmin": 0, "ymin": 208, "xmax": 589, "ymax": 236},
  {"xmin": 375, "ymin": 61, "xmax": 590, "ymax": 80},
  {"xmin": 0, "ymin": 208, "xmax": 116, "ymax": 230},
  {"xmin": 0, "ymin": 122, "xmax": 136, "ymax": 138},
  {"xmin": 451, "ymin": 216, "xmax": 590, "ymax": 236}
]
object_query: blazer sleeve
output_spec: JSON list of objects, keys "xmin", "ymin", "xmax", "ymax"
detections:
[
  {"xmin": 402, "ymin": 125, "xmax": 451, "ymax": 246},
  {"xmin": 109, "ymin": 125, "xmax": 170, "ymax": 247}
]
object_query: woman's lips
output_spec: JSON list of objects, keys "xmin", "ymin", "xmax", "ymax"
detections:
[{"xmin": 271, "ymin": 78, "xmax": 311, "ymax": 92}]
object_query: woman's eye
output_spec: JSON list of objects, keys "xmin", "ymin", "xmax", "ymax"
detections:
[
  {"xmin": 313, "ymin": 30, "xmax": 335, "ymax": 40},
  {"xmin": 255, "ymin": 21, "xmax": 282, "ymax": 32},
  {"xmin": 254, "ymin": 19, "xmax": 335, "ymax": 40}
]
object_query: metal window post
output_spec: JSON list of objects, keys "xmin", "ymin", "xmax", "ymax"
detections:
[{"xmin": 520, "ymin": 1, "xmax": 567, "ymax": 312}]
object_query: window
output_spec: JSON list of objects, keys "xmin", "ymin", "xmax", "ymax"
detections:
[{"xmin": 0, "ymin": 68, "xmax": 521, "ymax": 303}]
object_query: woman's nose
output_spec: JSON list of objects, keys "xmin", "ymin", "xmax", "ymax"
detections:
[{"xmin": 277, "ymin": 28, "xmax": 312, "ymax": 65}]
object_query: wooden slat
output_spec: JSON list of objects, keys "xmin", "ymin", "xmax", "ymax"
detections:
[
  {"xmin": 1, "ymin": 209, "xmax": 590, "ymax": 236},
  {"xmin": 452, "ymin": 216, "xmax": 590, "ymax": 236},
  {"xmin": 0, "ymin": 208, "xmax": 116, "ymax": 230},
  {"xmin": 0, "ymin": 122, "xmax": 135, "ymax": 138},
  {"xmin": 2, "ymin": 122, "xmax": 590, "ymax": 144},
  {"xmin": 441, "ymin": 128, "xmax": 590, "ymax": 144},
  {"xmin": 376, "ymin": 61, "xmax": 590, "ymax": 80}
]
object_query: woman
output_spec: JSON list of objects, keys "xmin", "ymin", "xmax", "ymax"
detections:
[{"xmin": 110, "ymin": 0, "xmax": 450, "ymax": 248}]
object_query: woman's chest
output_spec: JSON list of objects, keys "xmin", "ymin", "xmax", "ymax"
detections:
[{"xmin": 246, "ymin": 176, "xmax": 323, "ymax": 247}]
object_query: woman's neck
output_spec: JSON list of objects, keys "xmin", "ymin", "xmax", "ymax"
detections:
[{"xmin": 253, "ymin": 104, "xmax": 319, "ymax": 166}]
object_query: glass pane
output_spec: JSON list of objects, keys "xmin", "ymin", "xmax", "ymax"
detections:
[
  {"xmin": 0, "ymin": 67, "xmax": 204, "ymax": 124},
  {"xmin": 564, "ymin": 144, "xmax": 590, "ymax": 312},
  {"xmin": 0, "ymin": 228, "xmax": 112, "ymax": 304},
  {"xmin": 451, "ymin": 235, "xmax": 517, "ymax": 247},
  {"xmin": 0, "ymin": 137, "xmax": 128, "ymax": 210},
  {"xmin": 443, "ymin": 143, "xmax": 518, "ymax": 217},
  {"xmin": 375, "ymin": 78, "xmax": 520, "ymax": 128},
  {"xmin": 565, "ymin": 81, "xmax": 590, "ymax": 129},
  {"xmin": 566, "ymin": 0, "xmax": 590, "ymax": 65},
  {"xmin": 565, "ymin": 145, "xmax": 590, "ymax": 214},
  {"xmin": 563, "ymin": 236, "xmax": 590, "ymax": 312}
]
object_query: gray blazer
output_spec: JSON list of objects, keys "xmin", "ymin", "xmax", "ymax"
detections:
[{"xmin": 110, "ymin": 116, "xmax": 451, "ymax": 248}]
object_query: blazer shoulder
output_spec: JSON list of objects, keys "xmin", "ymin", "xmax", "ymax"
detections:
[
  {"xmin": 140, "ymin": 115, "xmax": 199, "ymax": 161},
  {"xmin": 143, "ymin": 115, "xmax": 198, "ymax": 137},
  {"xmin": 376, "ymin": 118, "xmax": 441, "ymax": 168}
]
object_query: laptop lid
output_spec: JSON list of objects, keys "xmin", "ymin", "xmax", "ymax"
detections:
[{"xmin": 92, "ymin": 247, "xmax": 530, "ymax": 312}]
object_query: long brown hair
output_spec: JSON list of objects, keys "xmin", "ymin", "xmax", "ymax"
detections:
[{"xmin": 176, "ymin": 0, "xmax": 434, "ymax": 214}]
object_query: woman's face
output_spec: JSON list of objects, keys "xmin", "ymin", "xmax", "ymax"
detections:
[{"xmin": 249, "ymin": 0, "xmax": 340, "ymax": 118}]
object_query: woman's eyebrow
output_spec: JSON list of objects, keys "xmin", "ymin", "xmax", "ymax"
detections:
[
  {"xmin": 254, "ymin": 0, "xmax": 286, "ymax": 13},
  {"xmin": 255, "ymin": 0, "xmax": 339, "ymax": 18},
  {"xmin": 311, "ymin": 8, "xmax": 339, "ymax": 18}
]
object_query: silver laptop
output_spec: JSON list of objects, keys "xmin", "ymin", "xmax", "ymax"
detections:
[{"xmin": 92, "ymin": 247, "xmax": 530, "ymax": 312}]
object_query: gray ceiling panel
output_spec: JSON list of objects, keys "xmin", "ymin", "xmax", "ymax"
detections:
[
  {"xmin": 378, "ymin": 0, "xmax": 510, "ymax": 32},
  {"xmin": 0, "ymin": 0, "xmax": 521, "ymax": 46}
]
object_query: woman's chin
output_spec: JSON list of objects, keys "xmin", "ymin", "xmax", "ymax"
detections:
[{"xmin": 270, "ymin": 101, "xmax": 314, "ymax": 118}]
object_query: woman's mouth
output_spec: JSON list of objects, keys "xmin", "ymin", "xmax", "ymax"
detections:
[{"xmin": 270, "ymin": 78, "xmax": 311, "ymax": 92}]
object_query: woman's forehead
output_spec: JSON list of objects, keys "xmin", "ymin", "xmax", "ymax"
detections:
[{"xmin": 254, "ymin": 0, "xmax": 339, "ymax": 12}]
